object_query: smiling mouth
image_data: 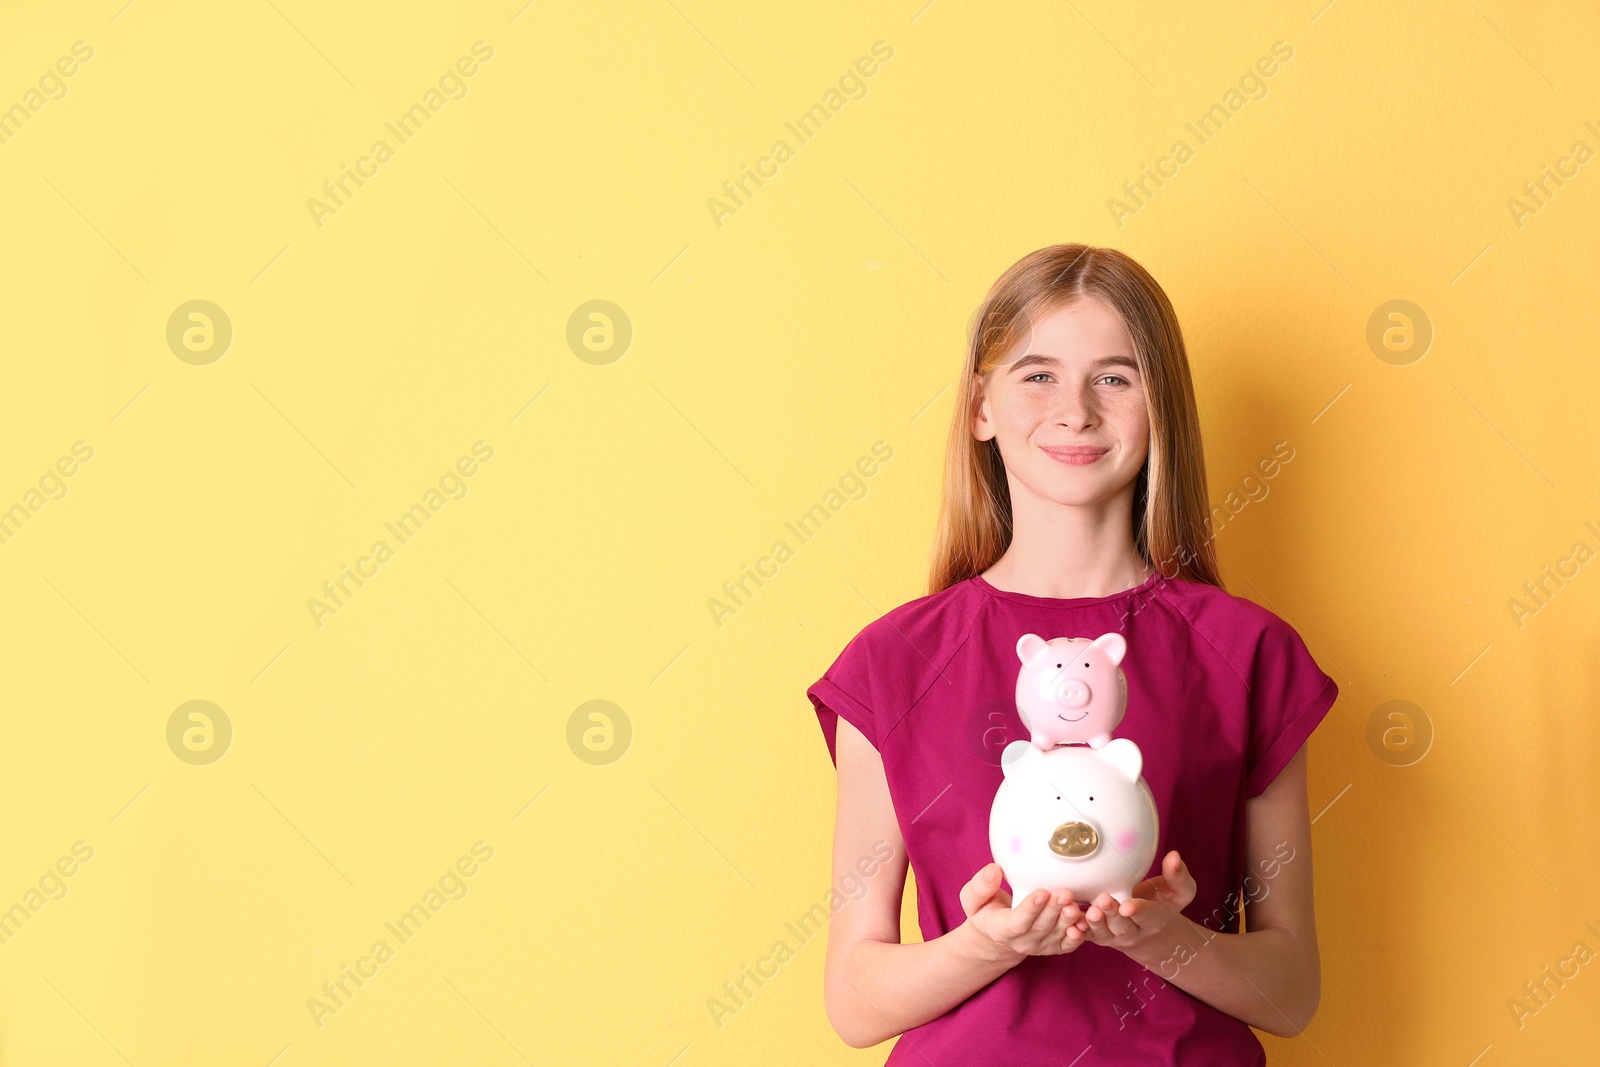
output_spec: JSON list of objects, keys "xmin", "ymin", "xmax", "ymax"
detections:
[
  {"xmin": 1041, "ymin": 446, "xmax": 1109, "ymax": 466},
  {"xmin": 1056, "ymin": 711, "xmax": 1087, "ymax": 722}
]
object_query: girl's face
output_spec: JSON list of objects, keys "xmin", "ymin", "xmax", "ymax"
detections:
[{"xmin": 972, "ymin": 297, "xmax": 1150, "ymax": 508}]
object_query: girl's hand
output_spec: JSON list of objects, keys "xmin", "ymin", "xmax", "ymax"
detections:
[
  {"xmin": 1078, "ymin": 850, "xmax": 1196, "ymax": 954},
  {"xmin": 958, "ymin": 863, "xmax": 1090, "ymax": 961}
]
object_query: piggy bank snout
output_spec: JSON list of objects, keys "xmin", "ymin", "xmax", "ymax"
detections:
[
  {"xmin": 1047, "ymin": 820, "xmax": 1098, "ymax": 858},
  {"xmin": 1053, "ymin": 678, "xmax": 1090, "ymax": 708}
]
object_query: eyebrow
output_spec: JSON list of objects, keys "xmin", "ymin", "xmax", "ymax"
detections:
[{"xmin": 1008, "ymin": 353, "xmax": 1139, "ymax": 372}]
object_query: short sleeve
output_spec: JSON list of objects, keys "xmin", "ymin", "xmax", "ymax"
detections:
[
  {"xmin": 1244, "ymin": 614, "xmax": 1339, "ymax": 798},
  {"xmin": 806, "ymin": 628, "xmax": 879, "ymax": 767}
]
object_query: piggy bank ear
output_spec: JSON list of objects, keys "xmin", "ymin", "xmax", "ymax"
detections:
[
  {"xmin": 1091, "ymin": 632, "xmax": 1127, "ymax": 666},
  {"xmin": 1000, "ymin": 740, "xmax": 1034, "ymax": 778},
  {"xmin": 1016, "ymin": 633, "xmax": 1048, "ymax": 664},
  {"xmin": 1098, "ymin": 737, "xmax": 1143, "ymax": 782}
]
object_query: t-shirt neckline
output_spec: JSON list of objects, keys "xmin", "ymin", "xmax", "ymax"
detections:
[{"xmin": 970, "ymin": 568, "xmax": 1163, "ymax": 608}]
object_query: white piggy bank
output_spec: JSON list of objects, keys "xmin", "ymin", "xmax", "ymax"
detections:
[{"xmin": 988, "ymin": 737, "xmax": 1159, "ymax": 908}]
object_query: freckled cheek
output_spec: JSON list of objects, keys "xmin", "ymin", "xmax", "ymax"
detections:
[
  {"xmin": 1004, "ymin": 391, "xmax": 1060, "ymax": 423},
  {"xmin": 1108, "ymin": 404, "xmax": 1150, "ymax": 443}
]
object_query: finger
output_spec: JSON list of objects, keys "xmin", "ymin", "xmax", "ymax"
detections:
[
  {"xmin": 1131, "ymin": 853, "xmax": 1192, "ymax": 904},
  {"xmin": 1101, "ymin": 896, "xmax": 1139, "ymax": 938},
  {"xmin": 1121, "ymin": 898, "xmax": 1174, "ymax": 933},
  {"xmin": 1082, "ymin": 893, "xmax": 1116, "ymax": 942},
  {"xmin": 1154, "ymin": 852, "xmax": 1191, "ymax": 894},
  {"xmin": 960, "ymin": 864, "xmax": 1005, "ymax": 918},
  {"xmin": 1005, "ymin": 889, "xmax": 1049, "ymax": 937},
  {"xmin": 1020, "ymin": 891, "xmax": 1062, "ymax": 943},
  {"xmin": 1081, "ymin": 917, "xmax": 1112, "ymax": 945},
  {"xmin": 1029, "ymin": 891, "xmax": 1067, "ymax": 937},
  {"xmin": 1166, "ymin": 851, "xmax": 1197, "ymax": 896},
  {"xmin": 1083, "ymin": 892, "xmax": 1116, "ymax": 925},
  {"xmin": 1051, "ymin": 896, "xmax": 1083, "ymax": 944},
  {"xmin": 1120, "ymin": 898, "xmax": 1159, "ymax": 928}
]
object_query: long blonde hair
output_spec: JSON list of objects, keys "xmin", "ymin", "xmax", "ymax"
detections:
[{"xmin": 928, "ymin": 243, "xmax": 1222, "ymax": 595}]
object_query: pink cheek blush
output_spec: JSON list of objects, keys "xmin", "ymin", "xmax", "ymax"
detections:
[
  {"xmin": 1009, "ymin": 835, "xmax": 1024, "ymax": 855},
  {"xmin": 1115, "ymin": 828, "xmax": 1140, "ymax": 853}
]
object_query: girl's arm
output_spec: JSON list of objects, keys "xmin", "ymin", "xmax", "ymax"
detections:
[
  {"xmin": 1110, "ymin": 742, "xmax": 1322, "ymax": 1036},
  {"xmin": 822, "ymin": 717, "xmax": 1085, "ymax": 1048}
]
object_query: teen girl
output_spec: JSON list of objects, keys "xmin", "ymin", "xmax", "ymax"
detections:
[{"xmin": 807, "ymin": 244, "xmax": 1337, "ymax": 1065}]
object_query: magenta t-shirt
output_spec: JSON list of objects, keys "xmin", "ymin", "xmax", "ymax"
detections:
[{"xmin": 806, "ymin": 570, "xmax": 1338, "ymax": 1066}]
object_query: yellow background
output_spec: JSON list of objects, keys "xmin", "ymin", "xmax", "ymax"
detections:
[{"xmin": 1, "ymin": 0, "xmax": 1597, "ymax": 1063}]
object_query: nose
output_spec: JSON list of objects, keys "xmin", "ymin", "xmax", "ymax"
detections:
[
  {"xmin": 1054, "ymin": 382, "xmax": 1097, "ymax": 431},
  {"xmin": 1055, "ymin": 678, "xmax": 1090, "ymax": 708},
  {"xmin": 1048, "ymin": 821, "xmax": 1098, "ymax": 858}
]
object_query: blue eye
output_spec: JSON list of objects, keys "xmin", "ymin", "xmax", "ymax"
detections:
[{"xmin": 1024, "ymin": 372, "xmax": 1131, "ymax": 386}]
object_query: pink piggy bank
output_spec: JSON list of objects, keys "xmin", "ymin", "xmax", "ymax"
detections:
[{"xmin": 1015, "ymin": 632, "xmax": 1127, "ymax": 750}]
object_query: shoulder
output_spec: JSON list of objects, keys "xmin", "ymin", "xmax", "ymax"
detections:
[
  {"xmin": 845, "ymin": 577, "xmax": 983, "ymax": 659},
  {"xmin": 817, "ymin": 578, "xmax": 982, "ymax": 697},
  {"xmin": 1148, "ymin": 573, "xmax": 1282, "ymax": 628},
  {"xmin": 1144, "ymin": 574, "xmax": 1308, "ymax": 678},
  {"xmin": 808, "ymin": 578, "xmax": 983, "ymax": 750}
]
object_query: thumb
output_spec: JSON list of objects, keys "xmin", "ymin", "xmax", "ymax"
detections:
[
  {"xmin": 1164, "ymin": 851, "xmax": 1193, "ymax": 889},
  {"xmin": 960, "ymin": 863, "xmax": 1006, "ymax": 917}
]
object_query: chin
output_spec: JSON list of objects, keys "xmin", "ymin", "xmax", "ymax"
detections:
[{"xmin": 1033, "ymin": 483, "xmax": 1111, "ymax": 508}]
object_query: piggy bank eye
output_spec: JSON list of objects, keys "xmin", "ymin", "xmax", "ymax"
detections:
[
  {"xmin": 1083, "ymin": 661, "xmax": 1090, "ymax": 667},
  {"xmin": 1055, "ymin": 662, "xmax": 1062, "ymax": 668}
]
